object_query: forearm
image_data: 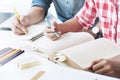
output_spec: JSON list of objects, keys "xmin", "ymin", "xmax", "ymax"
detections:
[
  {"xmin": 57, "ymin": 18, "xmax": 83, "ymax": 34},
  {"xmin": 26, "ymin": 6, "xmax": 46, "ymax": 26}
]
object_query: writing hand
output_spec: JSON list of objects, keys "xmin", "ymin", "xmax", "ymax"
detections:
[
  {"xmin": 11, "ymin": 15, "xmax": 28, "ymax": 35},
  {"xmin": 44, "ymin": 21, "xmax": 61, "ymax": 41}
]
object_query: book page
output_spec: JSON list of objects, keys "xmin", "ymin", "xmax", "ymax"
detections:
[
  {"xmin": 56, "ymin": 38, "xmax": 120, "ymax": 69},
  {"xmin": 25, "ymin": 32, "xmax": 94, "ymax": 56}
]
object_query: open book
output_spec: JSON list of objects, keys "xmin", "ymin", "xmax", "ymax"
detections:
[
  {"xmin": 24, "ymin": 32, "xmax": 94, "ymax": 55},
  {"xmin": 23, "ymin": 32, "xmax": 120, "ymax": 70}
]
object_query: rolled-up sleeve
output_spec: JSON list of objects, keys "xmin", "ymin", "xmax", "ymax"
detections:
[
  {"xmin": 75, "ymin": 0, "xmax": 97, "ymax": 30},
  {"xmin": 32, "ymin": 0, "xmax": 52, "ymax": 11}
]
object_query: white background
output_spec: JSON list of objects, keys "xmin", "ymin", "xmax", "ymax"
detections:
[{"xmin": 0, "ymin": 0, "xmax": 57, "ymax": 17}]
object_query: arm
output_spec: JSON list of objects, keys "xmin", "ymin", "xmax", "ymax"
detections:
[
  {"xmin": 44, "ymin": 0, "xmax": 97, "ymax": 40},
  {"xmin": 11, "ymin": 6, "xmax": 46, "ymax": 35},
  {"xmin": 26, "ymin": 6, "xmax": 46, "ymax": 26},
  {"xmin": 56, "ymin": 18, "xmax": 83, "ymax": 34}
]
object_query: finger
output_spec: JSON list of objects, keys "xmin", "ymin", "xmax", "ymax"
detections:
[
  {"xmin": 92, "ymin": 59, "xmax": 106, "ymax": 71},
  {"xmin": 13, "ymin": 16, "xmax": 27, "ymax": 31},
  {"xmin": 95, "ymin": 64, "xmax": 111, "ymax": 74},
  {"xmin": 87, "ymin": 59, "xmax": 104, "ymax": 70},
  {"xmin": 14, "ymin": 20, "xmax": 26, "ymax": 31},
  {"xmin": 47, "ymin": 32, "xmax": 58, "ymax": 40},
  {"xmin": 44, "ymin": 31, "xmax": 60, "ymax": 41},
  {"xmin": 45, "ymin": 27, "xmax": 55, "ymax": 33},
  {"xmin": 83, "ymin": 68, "xmax": 94, "ymax": 72},
  {"xmin": 57, "ymin": 31, "xmax": 61, "ymax": 37},
  {"xmin": 52, "ymin": 37, "xmax": 59, "ymax": 41},
  {"xmin": 14, "ymin": 27, "xmax": 25, "ymax": 35},
  {"xmin": 92, "ymin": 59, "xmax": 104, "ymax": 65},
  {"xmin": 12, "ymin": 23, "xmax": 25, "ymax": 35},
  {"xmin": 43, "ymin": 29, "xmax": 51, "ymax": 37}
]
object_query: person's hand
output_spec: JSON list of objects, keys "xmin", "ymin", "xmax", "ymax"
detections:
[
  {"xmin": 44, "ymin": 21, "xmax": 61, "ymax": 41},
  {"xmin": 11, "ymin": 15, "xmax": 29, "ymax": 35},
  {"xmin": 85, "ymin": 58, "xmax": 120, "ymax": 78}
]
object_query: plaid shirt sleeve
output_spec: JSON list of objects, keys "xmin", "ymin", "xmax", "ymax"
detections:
[
  {"xmin": 75, "ymin": 0, "xmax": 119, "ymax": 43},
  {"xmin": 75, "ymin": 0, "xmax": 97, "ymax": 30}
]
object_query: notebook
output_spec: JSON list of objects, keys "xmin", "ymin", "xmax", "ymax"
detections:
[{"xmin": 23, "ymin": 32, "xmax": 120, "ymax": 70}]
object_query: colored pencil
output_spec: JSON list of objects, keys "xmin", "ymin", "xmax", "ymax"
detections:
[{"xmin": 0, "ymin": 50, "xmax": 24, "ymax": 65}]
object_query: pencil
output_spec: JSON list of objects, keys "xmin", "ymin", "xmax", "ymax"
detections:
[
  {"xmin": 13, "ymin": 8, "xmax": 27, "ymax": 34},
  {"xmin": 45, "ymin": 18, "xmax": 59, "ymax": 37},
  {"xmin": 0, "ymin": 47, "xmax": 12, "ymax": 55},
  {"xmin": 29, "ymin": 32, "xmax": 44, "ymax": 41},
  {"xmin": 0, "ymin": 49, "xmax": 21, "ymax": 62},
  {"xmin": 0, "ymin": 48, "xmax": 15, "ymax": 58},
  {"xmin": 0, "ymin": 50, "xmax": 24, "ymax": 66}
]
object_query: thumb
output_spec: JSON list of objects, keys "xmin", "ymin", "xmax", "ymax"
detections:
[{"xmin": 52, "ymin": 21, "xmax": 58, "ymax": 26}]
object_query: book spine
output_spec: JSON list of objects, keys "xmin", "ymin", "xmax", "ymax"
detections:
[{"xmin": 0, "ymin": 50, "xmax": 24, "ymax": 66}]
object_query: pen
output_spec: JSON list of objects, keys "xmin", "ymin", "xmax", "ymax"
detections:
[
  {"xmin": 29, "ymin": 32, "xmax": 44, "ymax": 42},
  {"xmin": 13, "ymin": 8, "xmax": 27, "ymax": 34},
  {"xmin": 45, "ymin": 18, "xmax": 59, "ymax": 37}
]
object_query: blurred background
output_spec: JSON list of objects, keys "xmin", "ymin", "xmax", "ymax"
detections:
[{"xmin": 0, "ymin": 0, "xmax": 57, "ymax": 17}]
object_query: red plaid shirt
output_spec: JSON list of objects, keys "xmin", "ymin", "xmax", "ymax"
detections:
[{"xmin": 75, "ymin": 0, "xmax": 120, "ymax": 44}]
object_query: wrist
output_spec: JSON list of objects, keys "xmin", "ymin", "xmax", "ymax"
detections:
[{"xmin": 56, "ymin": 23, "xmax": 65, "ymax": 35}]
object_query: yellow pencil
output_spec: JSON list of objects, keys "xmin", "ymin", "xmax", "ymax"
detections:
[
  {"xmin": 14, "ymin": 8, "xmax": 27, "ymax": 34},
  {"xmin": 0, "ymin": 49, "xmax": 21, "ymax": 62}
]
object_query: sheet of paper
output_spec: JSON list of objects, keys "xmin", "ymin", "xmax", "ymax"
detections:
[
  {"xmin": 58, "ymin": 38, "xmax": 120, "ymax": 68},
  {"xmin": 24, "ymin": 32, "xmax": 94, "ymax": 56}
]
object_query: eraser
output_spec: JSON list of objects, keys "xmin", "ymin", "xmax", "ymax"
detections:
[
  {"xmin": 17, "ymin": 57, "xmax": 40, "ymax": 69},
  {"xmin": 31, "ymin": 70, "xmax": 45, "ymax": 80}
]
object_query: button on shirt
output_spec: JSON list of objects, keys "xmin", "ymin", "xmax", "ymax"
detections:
[
  {"xmin": 32, "ymin": 0, "xmax": 85, "ymax": 22},
  {"xmin": 75, "ymin": 0, "xmax": 120, "ymax": 45}
]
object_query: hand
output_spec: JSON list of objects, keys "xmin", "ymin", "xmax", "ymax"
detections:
[
  {"xmin": 11, "ymin": 15, "xmax": 28, "ymax": 35},
  {"xmin": 85, "ymin": 58, "xmax": 120, "ymax": 78},
  {"xmin": 44, "ymin": 21, "xmax": 61, "ymax": 41}
]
